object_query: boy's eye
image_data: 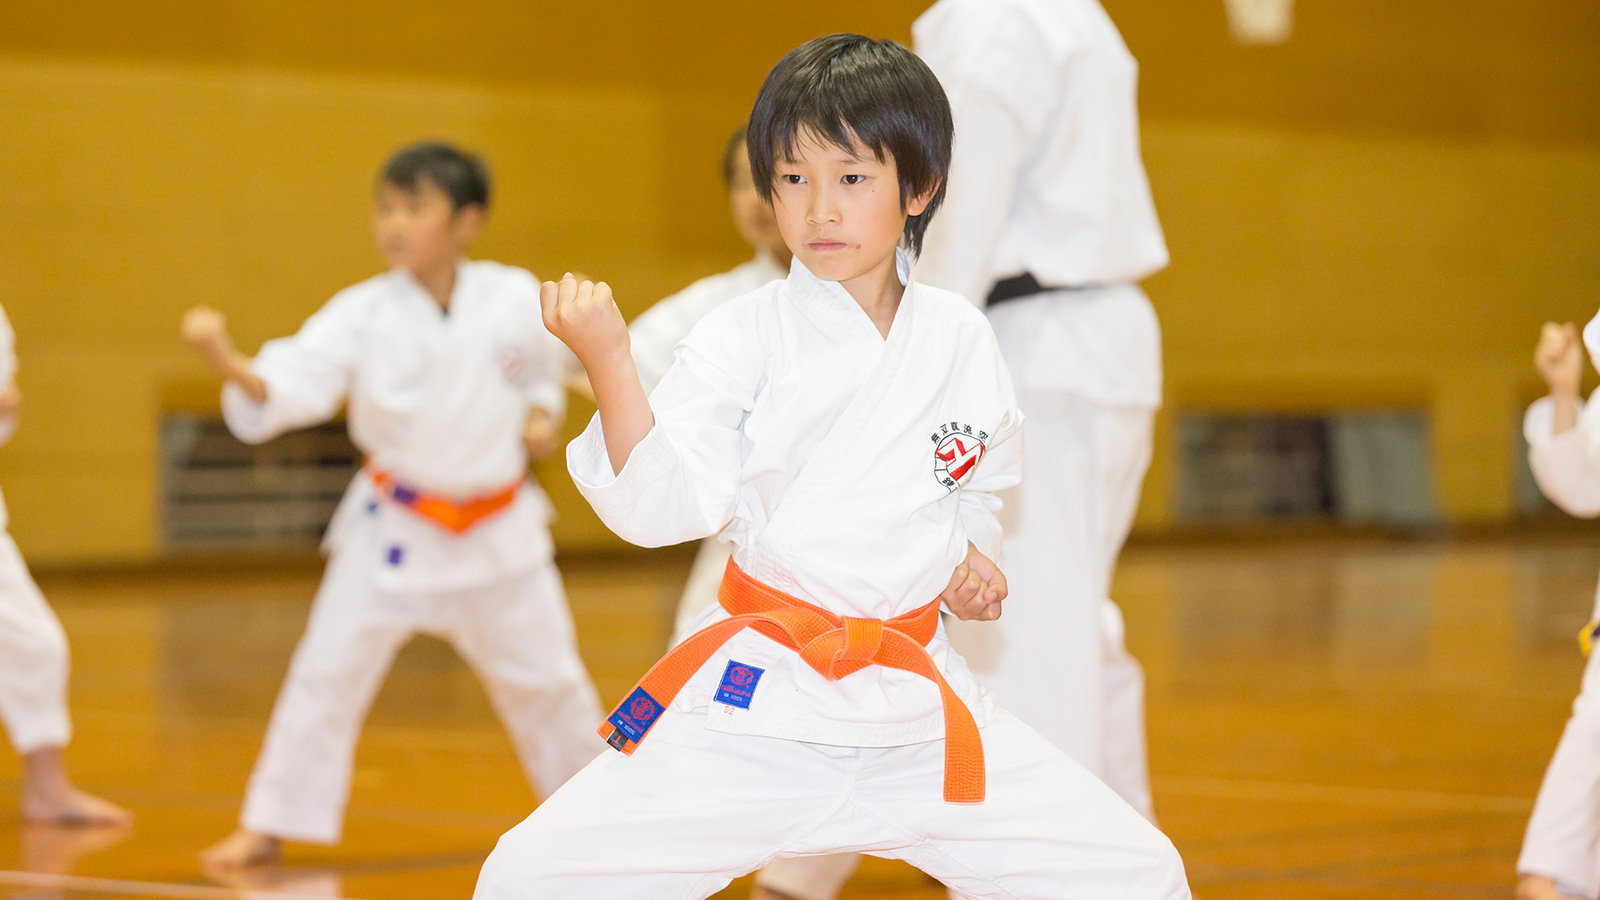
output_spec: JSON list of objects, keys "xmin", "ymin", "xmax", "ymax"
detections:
[
  {"xmin": 782, "ymin": 174, "xmax": 806, "ymax": 185},
  {"xmin": 842, "ymin": 174, "xmax": 865, "ymax": 185}
]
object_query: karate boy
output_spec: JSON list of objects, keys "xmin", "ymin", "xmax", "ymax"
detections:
[
  {"xmin": 181, "ymin": 141, "xmax": 604, "ymax": 869},
  {"xmin": 1517, "ymin": 318, "xmax": 1600, "ymax": 900},
  {"xmin": 0, "ymin": 305, "xmax": 131, "ymax": 827},
  {"xmin": 474, "ymin": 35, "xmax": 1188, "ymax": 900}
]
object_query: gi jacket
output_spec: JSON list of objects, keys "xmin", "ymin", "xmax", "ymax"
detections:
[
  {"xmin": 914, "ymin": 0, "xmax": 1167, "ymax": 408},
  {"xmin": 570, "ymin": 252, "xmax": 1024, "ymax": 746},
  {"xmin": 222, "ymin": 261, "xmax": 566, "ymax": 592}
]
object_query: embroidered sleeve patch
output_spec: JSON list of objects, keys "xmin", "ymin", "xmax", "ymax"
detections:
[
  {"xmin": 607, "ymin": 686, "xmax": 666, "ymax": 743},
  {"xmin": 713, "ymin": 660, "xmax": 765, "ymax": 710}
]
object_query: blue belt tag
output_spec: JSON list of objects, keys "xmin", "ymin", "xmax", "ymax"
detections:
[
  {"xmin": 392, "ymin": 485, "xmax": 417, "ymax": 505},
  {"xmin": 386, "ymin": 545, "xmax": 404, "ymax": 566},
  {"xmin": 714, "ymin": 660, "xmax": 765, "ymax": 710},
  {"xmin": 607, "ymin": 687, "xmax": 665, "ymax": 743}
]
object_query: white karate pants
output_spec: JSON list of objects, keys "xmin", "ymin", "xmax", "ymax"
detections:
[
  {"xmin": 0, "ymin": 532, "xmax": 71, "ymax": 754},
  {"xmin": 756, "ymin": 394, "xmax": 1159, "ymax": 900},
  {"xmin": 239, "ymin": 523, "xmax": 606, "ymax": 843},
  {"xmin": 474, "ymin": 706, "xmax": 1189, "ymax": 900},
  {"xmin": 1518, "ymin": 599, "xmax": 1600, "ymax": 899}
]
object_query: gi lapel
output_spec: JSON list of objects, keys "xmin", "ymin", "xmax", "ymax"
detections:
[{"xmin": 766, "ymin": 253, "xmax": 923, "ymax": 546}]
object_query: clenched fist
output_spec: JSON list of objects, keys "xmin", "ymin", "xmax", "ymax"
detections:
[
  {"xmin": 1535, "ymin": 321, "xmax": 1582, "ymax": 398},
  {"xmin": 940, "ymin": 543, "xmax": 1008, "ymax": 622},
  {"xmin": 181, "ymin": 305, "xmax": 233, "ymax": 358},
  {"xmin": 539, "ymin": 275, "xmax": 630, "ymax": 376}
]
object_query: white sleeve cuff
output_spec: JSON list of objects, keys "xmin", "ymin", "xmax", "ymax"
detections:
[
  {"xmin": 566, "ymin": 414, "xmax": 683, "ymax": 547},
  {"xmin": 220, "ymin": 380, "xmax": 279, "ymax": 445},
  {"xmin": 1524, "ymin": 397, "xmax": 1586, "ymax": 448}
]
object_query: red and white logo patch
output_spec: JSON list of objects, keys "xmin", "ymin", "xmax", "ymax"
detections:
[
  {"xmin": 932, "ymin": 422, "xmax": 989, "ymax": 491},
  {"xmin": 496, "ymin": 346, "xmax": 527, "ymax": 384}
]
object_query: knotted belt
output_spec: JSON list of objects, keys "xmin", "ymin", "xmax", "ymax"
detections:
[
  {"xmin": 599, "ymin": 558, "xmax": 985, "ymax": 803},
  {"xmin": 365, "ymin": 464, "xmax": 521, "ymax": 534}
]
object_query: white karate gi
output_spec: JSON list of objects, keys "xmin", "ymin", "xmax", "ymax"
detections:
[
  {"xmin": 625, "ymin": 251, "xmax": 788, "ymax": 641},
  {"xmin": 474, "ymin": 254, "xmax": 1188, "ymax": 900},
  {"xmin": 0, "ymin": 307, "xmax": 72, "ymax": 756},
  {"xmin": 1517, "ymin": 313, "xmax": 1600, "ymax": 899},
  {"xmin": 917, "ymin": 0, "xmax": 1166, "ymax": 817},
  {"xmin": 222, "ymin": 261, "xmax": 604, "ymax": 844}
]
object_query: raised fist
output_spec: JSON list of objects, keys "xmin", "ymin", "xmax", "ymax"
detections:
[
  {"xmin": 181, "ymin": 305, "xmax": 233, "ymax": 356},
  {"xmin": 1534, "ymin": 321, "xmax": 1582, "ymax": 397},
  {"xmin": 538, "ymin": 275, "xmax": 629, "ymax": 374}
]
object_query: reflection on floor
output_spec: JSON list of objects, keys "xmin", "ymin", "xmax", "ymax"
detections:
[{"xmin": 1, "ymin": 532, "xmax": 1595, "ymax": 899}]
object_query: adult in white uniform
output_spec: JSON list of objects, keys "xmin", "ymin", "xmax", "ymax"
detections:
[
  {"xmin": 756, "ymin": 5, "xmax": 1167, "ymax": 897},
  {"xmin": 475, "ymin": 35, "xmax": 1187, "ymax": 900},
  {"xmin": 182, "ymin": 142, "xmax": 604, "ymax": 869},
  {"xmin": 916, "ymin": 0, "xmax": 1166, "ymax": 816},
  {"xmin": 1517, "ymin": 317, "xmax": 1600, "ymax": 900},
  {"xmin": 612, "ymin": 128, "xmax": 789, "ymax": 641},
  {"xmin": 0, "ymin": 306, "xmax": 131, "ymax": 827}
]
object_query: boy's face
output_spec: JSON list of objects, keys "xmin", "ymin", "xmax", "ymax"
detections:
[
  {"xmin": 727, "ymin": 146, "xmax": 787, "ymax": 259},
  {"xmin": 768, "ymin": 131, "xmax": 930, "ymax": 289},
  {"xmin": 372, "ymin": 178, "xmax": 480, "ymax": 276}
]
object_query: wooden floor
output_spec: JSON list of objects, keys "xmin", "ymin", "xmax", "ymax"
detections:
[{"xmin": 2, "ymin": 531, "xmax": 1596, "ymax": 899}]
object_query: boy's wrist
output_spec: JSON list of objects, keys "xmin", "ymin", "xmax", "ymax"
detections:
[{"xmin": 580, "ymin": 345, "xmax": 638, "ymax": 388}]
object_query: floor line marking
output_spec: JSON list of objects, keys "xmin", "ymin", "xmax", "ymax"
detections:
[{"xmin": 0, "ymin": 870, "xmax": 369, "ymax": 900}]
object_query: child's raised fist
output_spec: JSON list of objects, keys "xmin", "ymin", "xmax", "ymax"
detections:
[
  {"xmin": 181, "ymin": 306, "xmax": 232, "ymax": 355},
  {"xmin": 1535, "ymin": 321, "xmax": 1582, "ymax": 398},
  {"xmin": 538, "ymin": 275, "xmax": 629, "ymax": 374}
]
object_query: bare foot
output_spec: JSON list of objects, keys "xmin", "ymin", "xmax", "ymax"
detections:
[
  {"xmin": 1517, "ymin": 874, "xmax": 1588, "ymax": 900},
  {"xmin": 20, "ymin": 785, "xmax": 132, "ymax": 827},
  {"xmin": 22, "ymin": 820, "xmax": 133, "ymax": 875},
  {"xmin": 199, "ymin": 828, "xmax": 283, "ymax": 870},
  {"xmin": 1517, "ymin": 875, "xmax": 1587, "ymax": 900}
]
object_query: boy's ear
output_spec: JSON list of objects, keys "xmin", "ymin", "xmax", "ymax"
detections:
[
  {"xmin": 905, "ymin": 179, "xmax": 942, "ymax": 217},
  {"xmin": 453, "ymin": 204, "xmax": 486, "ymax": 243}
]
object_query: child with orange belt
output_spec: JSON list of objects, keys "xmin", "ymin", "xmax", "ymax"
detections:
[
  {"xmin": 182, "ymin": 141, "xmax": 604, "ymax": 870},
  {"xmin": 474, "ymin": 35, "xmax": 1188, "ymax": 900}
]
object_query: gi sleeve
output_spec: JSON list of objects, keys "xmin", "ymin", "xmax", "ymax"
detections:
[
  {"xmin": 914, "ymin": 8, "xmax": 1073, "ymax": 306},
  {"xmin": 1525, "ymin": 395, "xmax": 1600, "ymax": 518},
  {"xmin": 567, "ymin": 306, "xmax": 759, "ymax": 548},
  {"xmin": 221, "ymin": 293, "xmax": 363, "ymax": 445}
]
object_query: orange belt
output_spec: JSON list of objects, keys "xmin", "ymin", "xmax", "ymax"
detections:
[
  {"xmin": 365, "ymin": 465, "xmax": 520, "ymax": 534},
  {"xmin": 599, "ymin": 559, "xmax": 985, "ymax": 803}
]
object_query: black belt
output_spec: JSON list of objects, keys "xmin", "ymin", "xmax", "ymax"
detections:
[
  {"xmin": 986, "ymin": 272, "xmax": 1047, "ymax": 305},
  {"xmin": 985, "ymin": 272, "xmax": 1091, "ymax": 306}
]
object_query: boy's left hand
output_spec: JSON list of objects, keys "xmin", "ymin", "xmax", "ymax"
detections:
[
  {"xmin": 522, "ymin": 408, "xmax": 559, "ymax": 461},
  {"xmin": 941, "ymin": 543, "xmax": 1007, "ymax": 621},
  {"xmin": 0, "ymin": 382, "xmax": 21, "ymax": 418}
]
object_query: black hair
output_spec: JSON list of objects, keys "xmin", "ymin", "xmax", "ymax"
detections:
[
  {"xmin": 379, "ymin": 141, "xmax": 491, "ymax": 212},
  {"xmin": 720, "ymin": 126, "xmax": 748, "ymax": 189},
  {"xmin": 746, "ymin": 33, "xmax": 952, "ymax": 255}
]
